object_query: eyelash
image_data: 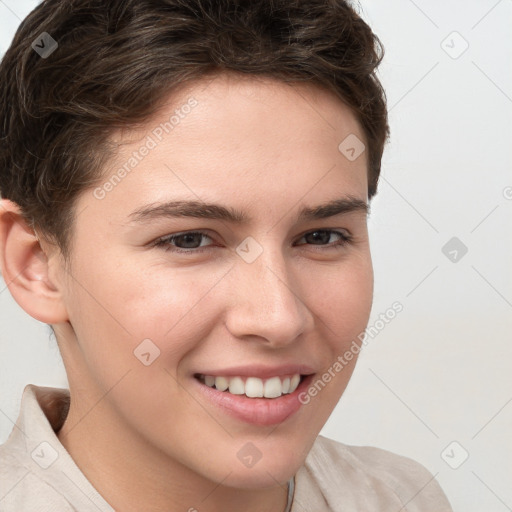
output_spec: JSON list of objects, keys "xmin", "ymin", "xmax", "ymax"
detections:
[{"xmin": 152, "ymin": 229, "xmax": 353, "ymax": 254}]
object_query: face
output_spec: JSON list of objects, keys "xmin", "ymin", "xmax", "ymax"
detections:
[{"xmin": 53, "ymin": 72, "xmax": 373, "ymax": 489}]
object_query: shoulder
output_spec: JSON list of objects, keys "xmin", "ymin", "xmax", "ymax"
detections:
[
  {"xmin": 296, "ymin": 435, "xmax": 452, "ymax": 511},
  {"xmin": 0, "ymin": 384, "xmax": 103, "ymax": 511},
  {"xmin": 0, "ymin": 440, "xmax": 76, "ymax": 511}
]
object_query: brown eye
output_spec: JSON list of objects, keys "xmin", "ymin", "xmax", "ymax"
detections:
[
  {"xmin": 153, "ymin": 231, "xmax": 214, "ymax": 253},
  {"xmin": 296, "ymin": 230, "xmax": 352, "ymax": 248}
]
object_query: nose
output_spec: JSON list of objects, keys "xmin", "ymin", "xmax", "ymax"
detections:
[{"xmin": 224, "ymin": 246, "xmax": 311, "ymax": 347}]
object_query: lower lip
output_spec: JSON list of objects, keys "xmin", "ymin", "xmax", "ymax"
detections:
[{"xmin": 193, "ymin": 374, "xmax": 314, "ymax": 426}]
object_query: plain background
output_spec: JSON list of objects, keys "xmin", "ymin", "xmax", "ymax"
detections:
[{"xmin": 1, "ymin": 1, "xmax": 511, "ymax": 511}]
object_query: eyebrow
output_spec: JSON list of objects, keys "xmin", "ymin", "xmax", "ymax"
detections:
[{"xmin": 128, "ymin": 196, "xmax": 369, "ymax": 224}]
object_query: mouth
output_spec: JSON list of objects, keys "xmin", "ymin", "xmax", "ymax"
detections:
[
  {"xmin": 192, "ymin": 372, "xmax": 314, "ymax": 426},
  {"xmin": 194, "ymin": 373, "xmax": 303, "ymax": 399}
]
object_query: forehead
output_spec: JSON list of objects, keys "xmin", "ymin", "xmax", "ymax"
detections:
[
  {"xmin": 113, "ymin": 70, "xmax": 365, "ymax": 160},
  {"xmin": 77, "ymin": 72, "xmax": 368, "ymax": 230}
]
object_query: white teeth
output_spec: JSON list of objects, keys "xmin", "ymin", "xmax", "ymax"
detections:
[
  {"xmin": 200, "ymin": 373, "xmax": 303, "ymax": 399},
  {"xmin": 214, "ymin": 376, "xmax": 229, "ymax": 391},
  {"xmin": 289, "ymin": 374, "xmax": 301, "ymax": 393},
  {"xmin": 245, "ymin": 377, "xmax": 263, "ymax": 398},
  {"xmin": 228, "ymin": 376, "xmax": 245, "ymax": 395},
  {"xmin": 263, "ymin": 376, "xmax": 282, "ymax": 398}
]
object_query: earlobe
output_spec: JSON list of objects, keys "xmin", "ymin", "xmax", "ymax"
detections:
[{"xmin": 0, "ymin": 199, "xmax": 69, "ymax": 324}]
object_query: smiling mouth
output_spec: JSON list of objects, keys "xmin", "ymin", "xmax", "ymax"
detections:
[{"xmin": 195, "ymin": 373, "xmax": 304, "ymax": 399}]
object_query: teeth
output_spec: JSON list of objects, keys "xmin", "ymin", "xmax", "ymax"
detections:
[
  {"xmin": 290, "ymin": 374, "xmax": 300, "ymax": 392},
  {"xmin": 245, "ymin": 377, "xmax": 263, "ymax": 398},
  {"xmin": 200, "ymin": 373, "xmax": 302, "ymax": 398},
  {"xmin": 228, "ymin": 377, "xmax": 245, "ymax": 395},
  {"xmin": 264, "ymin": 376, "xmax": 282, "ymax": 398},
  {"xmin": 214, "ymin": 376, "xmax": 229, "ymax": 391}
]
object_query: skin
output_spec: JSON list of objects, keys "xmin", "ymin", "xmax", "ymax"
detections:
[{"xmin": 0, "ymin": 71, "xmax": 374, "ymax": 512}]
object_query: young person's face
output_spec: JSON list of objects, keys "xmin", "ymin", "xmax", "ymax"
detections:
[{"xmin": 52, "ymin": 73, "xmax": 373, "ymax": 488}]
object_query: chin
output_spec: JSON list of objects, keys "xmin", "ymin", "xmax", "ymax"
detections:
[{"xmin": 215, "ymin": 439, "xmax": 309, "ymax": 489}]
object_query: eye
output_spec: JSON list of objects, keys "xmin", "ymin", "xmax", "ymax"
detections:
[
  {"xmin": 153, "ymin": 230, "xmax": 214, "ymax": 253},
  {"xmin": 152, "ymin": 228, "xmax": 352, "ymax": 255},
  {"xmin": 295, "ymin": 229, "xmax": 352, "ymax": 249}
]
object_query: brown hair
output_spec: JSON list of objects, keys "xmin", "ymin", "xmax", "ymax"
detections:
[{"xmin": 0, "ymin": 0, "xmax": 388, "ymax": 260}]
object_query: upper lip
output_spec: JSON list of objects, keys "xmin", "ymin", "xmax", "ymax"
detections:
[{"xmin": 194, "ymin": 364, "xmax": 316, "ymax": 379}]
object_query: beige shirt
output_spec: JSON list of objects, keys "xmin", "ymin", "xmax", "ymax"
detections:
[{"xmin": 0, "ymin": 384, "xmax": 453, "ymax": 511}]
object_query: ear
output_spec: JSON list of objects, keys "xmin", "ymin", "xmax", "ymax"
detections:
[{"xmin": 0, "ymin": 199, "xmax": 69, "ymax": 324}]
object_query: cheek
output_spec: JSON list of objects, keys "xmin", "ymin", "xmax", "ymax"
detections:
[
  {"xmin": 114, "ymin": 264, "xmax": 226, "ymax": 351},
  {"xmin": 65, "ymin": 259, "xmax": 226, "ymax": 373},
  {"xmin": 298, "ymin": 254, "xmax": 372, "ymax": 399},
  {"xmin": 292, "ymin": 259, "xmax": 373, "ymax": 432},
  {"xmin": 62, "ymin": 262, "xmax": 219, "ymax": 430},
  {"xmin": 306, "ymin": 254, "xmax": 373, "ymax": 341}
]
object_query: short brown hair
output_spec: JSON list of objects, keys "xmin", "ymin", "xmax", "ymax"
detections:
[{"xmin": 0, "ymin": 0, "xmax": 388, "ymax": 259}]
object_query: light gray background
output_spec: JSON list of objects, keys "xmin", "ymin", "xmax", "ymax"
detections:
[{"xmin": 1, "ymin": 1, "xmax": 511, "ymax": 511}]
